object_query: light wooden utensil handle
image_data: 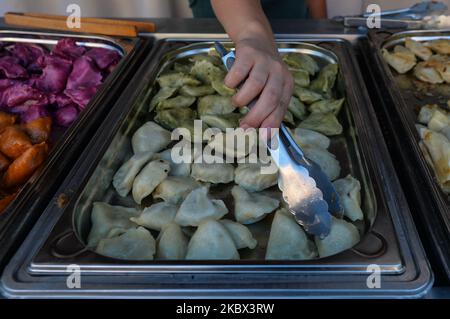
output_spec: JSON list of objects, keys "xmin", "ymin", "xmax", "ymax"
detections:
[
  {"xmin": 4, "ymin": 12, "xmax": 146, "ymax": 37},
  {"xmin": 24, "ymin": 12, "xmax": 156, "ymax": 32}
]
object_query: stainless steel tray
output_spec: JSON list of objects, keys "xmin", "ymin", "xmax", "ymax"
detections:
[
  {"xmin": 71, "ymin": 41, "xmax": 377, "ymax": 263},
  {"xmin": 0, "ymin": 37, "xmax": 432, "ymax": 298},
  {"xmin": 0, "ymin": 29, "xmax": 150, "ymax": 270},
  {"xmin": 363, "ymin": 29, "xmax": 450, "ymax": 282}
]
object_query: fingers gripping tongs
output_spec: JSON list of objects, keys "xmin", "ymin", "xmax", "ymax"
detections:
[{"xmin": 214, "ymin": 42, "xmax": 343, "ymax": 238}]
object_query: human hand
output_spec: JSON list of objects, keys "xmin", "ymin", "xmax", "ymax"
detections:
[{"xmin": 224, "ymin": 37, "xmax": 294, "ymax": 129}]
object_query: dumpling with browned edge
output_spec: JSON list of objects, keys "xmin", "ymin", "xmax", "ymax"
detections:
[
  {"xmin": 175, "ymin": 186, "xmax": 228, "ymax": 226},
  {"xmin": 234, "ymin": 161, "xmax": 278, "ymax": 192},
  {"xmin": 315, "ymin": 217, "xmax": 360, "ymax": 258},
  {"xmin": 265, "ymin": 209, "xmax": 317, "ymax": 260},
  {"xmin": 414, "ymin": 61, "xmax": 444, "ymax": 84},
  {"xmin": 382, "ymin": 47, "xmax": 416, "ymax": 74},
  {"xmin": 96, "ymin": 227, "xmax": 156, "ymax": 260},
  {"xmin": 425, "ymin": 39, "xmax": 450, "ymax": 55},
  {"xmin": 153, "ymin": 176, "xmax": 202, "ymax": 204},
  {"xmin": 332, "ymin": 175, "xmax": 364, "ymax": 221},
  {"xmin": 186, "ymin": 219, "xmax": 239, "ymax": 260},
  {"xmin": 87, "ymin": 202, "xmax": 140, "ymax": 248},
  {"xmin": 231, "ymin": 185, "xmax": 279, "ymax": 224},
  {"xmin": 130, "ymin": 202, "xmax": 178, "ymax": 231},
  {"xmin": 220, "ymin": 219, "xmax": 257, "ymax": 249},
  {"xmin": 428, "ymin": 109, "xmax": 450, "ymax": 140},
  {"xmin": 131, "ymin": 121, "xmax": 171, "ymax": 155},
  {"xmin": 156, "ymin": 223, "xmax": 188, "ymax": 260},
  {"xmin": 112, "ymin": 151, "xmax": 154, "ymax": 197},
  {"xmin": 426, "ymin": 55, "xmax": 450, "ymax": 83},
  {"xmin": 132, "ymin": 159, "xmax": 170, "ymax": 204},
  {"xmin": 417, "ymin": 104, "xmax": 449, "ymax": 125},
  {"xmin": 417, "ymin": 126, "xmax": 450, "ymax": 193},
  {"xmin": 405, "ymin": 38, "xmax": 433, "ymax": 61}
]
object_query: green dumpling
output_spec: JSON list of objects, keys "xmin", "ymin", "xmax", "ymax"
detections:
[
  {"xmin": 149, "ymin": 86, "xmax": 178, "ymax": 112},
  {"xmin": 200, "ymin": 113, "xmax": 242, "ymax": 131},
  {"xmin": 288, "ymin": 96, "xmax": 307, "ymax": 120},
  {"xmin": 283, "ymin": 53, "xmax": 319, "ymax": 76},
  {"xmin": 198, "ymin": 95, "xmax": 236, "ymax": 116},
  {"xmin": 211, "ymin": 79, "xmax": 236, "ymax": 96},
  {"xmin": 157, "ymin": 72, "xmax": 201, "ymax": 88},
  {"xmin": 290, "ymin": 68, "xmax": 310, "ymax": 87},
  {"xmin": 180, "ymin": 85, "xmax": 215, "ymax": 97},
  {"xmin": 309, "ymin": 98, "xmax": 345, "ymax": 115},
  {"xmin": 155, "ymin": 107, "xmax": 196, "ymax": 130},
  {"xmin": 294, "ymin": 86, "xmax": 324, "ymax": 104},
  {"xmin": 283, "ymin": 110, "xmax": 295, "ymax": 126},
  {"xmin": 173, "ymin": 62, "xmax": 191, "ymax": 73},
  {"xmin": 310, "ymin": 63, "xmax": 339, "ymax": 94},
  {"xmin": 190, "ymin": 59, "xmax": 226, "ymax": 84},
  {"xmin": 189, "ymin": 54, "xmax": 223, "ymax": 67},
  {"xmin": 156, "ymin": 95, "xmax": 196, "ymax": 111},
  {"xmin": 298, "ymin": 112, "xmax": 343, "ymax": 136}
]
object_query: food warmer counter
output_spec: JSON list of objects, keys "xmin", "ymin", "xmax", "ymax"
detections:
[
  {"xmin": 359, "ymin": 30, "xmax": 450, "ymax": 285},
  {"xmin": 0, "ymin": 32, "xmax": 432, "ymax": 298},
  {"xmin": 0, "ymin": 28, "xmax": 152, "ymax": 271}
]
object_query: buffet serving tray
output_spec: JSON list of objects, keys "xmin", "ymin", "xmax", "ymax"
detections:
[
  {"xmin": 0, "ymin": 29, "xmax": 151, "ymax": 270},
  {"xmin": 362, "ymin": 29, "xmax": 450, "ymax": 282},
  {"xmin": 1, "ymin": 37, "xmax": 432, "ymax": 298}
]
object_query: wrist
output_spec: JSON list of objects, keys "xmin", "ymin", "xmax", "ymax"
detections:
[{"xmin": 233, "ymin": 21, "xmax": 277, "ymax": 53}]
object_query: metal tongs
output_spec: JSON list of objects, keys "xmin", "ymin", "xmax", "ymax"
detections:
[
  {"xmin": 337, "ymin": 1, "xmax": 448, "ymax": 29},
  {"xmin": 362, "ymin": 1, "xmax": 447, "ymax": 20},
  {"xmin": 214, "ymin": 42, "xmax": 343, "ymax": 238}
]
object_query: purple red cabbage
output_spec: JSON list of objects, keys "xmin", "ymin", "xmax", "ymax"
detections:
[
  {"xmin": 52, "ymin": 38, "xmax": 86, "ymax": 61},
  {"xmin": 7, "ymin": 43, "xmax": 45, "ymax": 72},
  {"xmin": 64, "ymin": 86, "xmax": 99, "ymax": 109},
  {"xmin": 54, "ymin": 105, "xmax": 79, "ymax": 126},
  {"xmin": 48, "ymin": 93, "xmax": 74, "ymax": 108},
  {"xmin": 84, "ymin": 47, "xmax": 120, "ymax": 70},
  {"xmin": 0, "ymin": 83, "xmax": 47, "ymax": 109},
  {"xmin": 0, "ymin": 38, "xmax": 120, "ymax": 127},
  {"xmin": 34, "ymin": 55, "xmax": 72, "ymax": 93},
  {"xmin": 66, "ymin": 55, "xmax": 103, "ymax": 90},
  {"xmin": 0, "ymin": 56, "xmax": 29, "ymax": 79}
]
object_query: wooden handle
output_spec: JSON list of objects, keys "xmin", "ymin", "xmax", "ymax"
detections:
[
  {"xmin": 24, "ymin": 12, "xmax": 156, "ymax": 32},
  {"xmin": 4, "ymin": 12, "xmax": 140, "ymax": 37}
]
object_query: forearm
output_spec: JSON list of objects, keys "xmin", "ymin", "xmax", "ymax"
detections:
[
  {"xmin": 307, "ymin": 0, "xmax": 327, "ymax": 19},
  {"xmin": 211, "ymin": 0, "xmax": 276, "ymax": 52}
]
